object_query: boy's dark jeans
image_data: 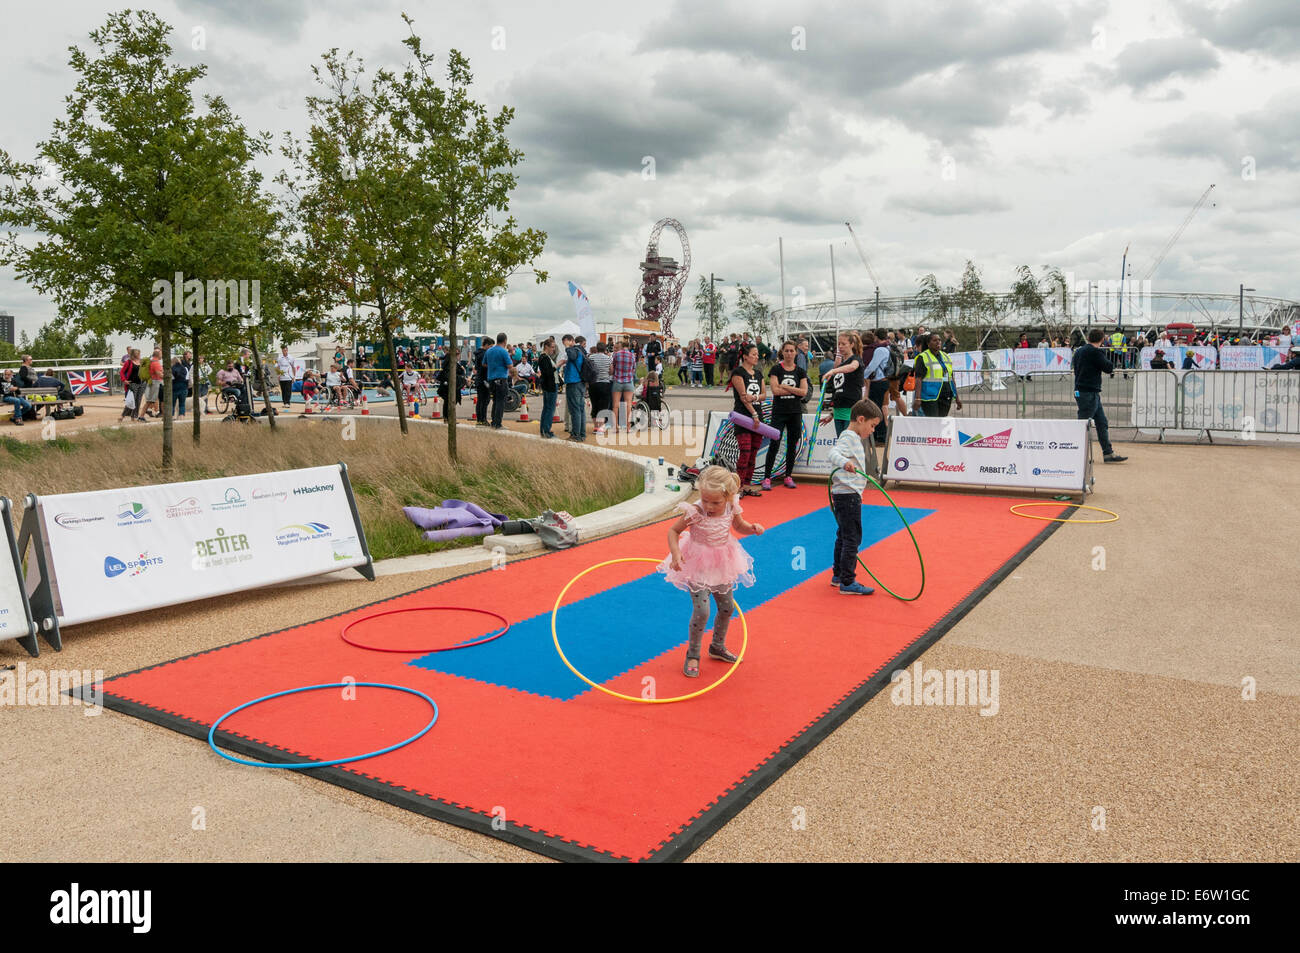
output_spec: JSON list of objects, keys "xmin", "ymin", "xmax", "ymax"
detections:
[{"xmin": 831, "ymin": 491, "xmax": 862, "ymax": 585}]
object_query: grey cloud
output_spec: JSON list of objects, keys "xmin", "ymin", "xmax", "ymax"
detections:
[
  {"xmin": 173, "ymin": 0, "xmax": 318, "ymax": 42},
  {"xmin": 1111, "ymin": 36, "xmax": 1219, "ymax": 90},
  {"xmin": 1173, "ymin": 0, "xmax": 1300, "ymax": 56},
  {"xmin": 885, "ymin": 188, "xmax": 1012, "ymax": 216},
  {"xmin": 1036, "ymin": 84, "xmax": 1091, "ymax": 119},
  {"xmin": 1146, "ymin": 91, "xmax": 1300, "ymax": 171}
]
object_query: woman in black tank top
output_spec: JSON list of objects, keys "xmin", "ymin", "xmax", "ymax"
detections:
[{"xmin": 729, "ymin": 343, "xmax": 765, "ymax": 495}]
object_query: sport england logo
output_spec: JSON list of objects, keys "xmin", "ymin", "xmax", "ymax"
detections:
[
  {"xmin": 958, "ymin": 428, "xmax": 1012, "ymax": 449},
  {"xmin": 275, "ymin": 522, "xmax": 332, "ymax": 546},
  {"xmin": 1047, "ymin": 440, "xmax": 1080, "ymax": 451},
  {"xmin": 115, "ymin": 501, "xmax": 151, "ymax": 526},
  {"xmin": 104, "ymin": 552, "xmax": 164, "ymax": 578}
]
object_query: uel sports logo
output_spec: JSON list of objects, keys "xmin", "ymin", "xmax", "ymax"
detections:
[{"xmin": 104, "ymin": 552, "xmax": 164, "ymax": 578}]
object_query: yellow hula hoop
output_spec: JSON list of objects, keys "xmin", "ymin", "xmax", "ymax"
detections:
[
  {"xmin": 1009, "ymin": 502, "xmax": 1119, "ymax": 524},
  {"xmin": 550, "ymin": 557, "xmax": 748, "ymax": 704}
]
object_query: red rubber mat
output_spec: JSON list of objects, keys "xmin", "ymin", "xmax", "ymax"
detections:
[{"xmin": 95, "ymin": 488, "xmax": 1066, "ymax": 861}]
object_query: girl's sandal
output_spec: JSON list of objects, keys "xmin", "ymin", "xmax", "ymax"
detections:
[
  {"xmin": 683, "ymin": 657, "xmax": 700, "ymax": 678},
  {"xmin": 708, "ymin": 645, "xmax": 739, "ymax": 663}
]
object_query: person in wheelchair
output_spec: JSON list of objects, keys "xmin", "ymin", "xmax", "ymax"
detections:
[
  {"xmin": 217, "ymin": 361, "xmax": 244, "ymax": 407},
  {"xmin": 639, "ymin": 371, "xmax": 664, "ymax": 424}
]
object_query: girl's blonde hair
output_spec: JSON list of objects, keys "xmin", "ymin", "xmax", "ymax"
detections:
[{"xmin": 697, "ymin": 465, "xmax": 740, "ymax": 499}]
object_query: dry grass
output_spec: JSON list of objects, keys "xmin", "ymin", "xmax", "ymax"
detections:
[{"xmin": 0, "ymin": 420, "xmax": 641, "ymax": 560}]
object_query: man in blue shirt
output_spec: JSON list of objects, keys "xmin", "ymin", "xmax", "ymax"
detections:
[
  {"xmin": 562, "ymin": 333, "xmax": 588, "ymax": 442},
  {"xmin": 861, "ymin": 330, "xmax": 891, "ymax": 442},
  {"xmin": 486, "ymin": 332, "xmax": 514, "ymax": 429}
]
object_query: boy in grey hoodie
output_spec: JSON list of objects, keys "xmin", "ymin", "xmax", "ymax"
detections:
[{"xmin": 828, "ymin": 398, "xmax": 883, "ymax": 594}]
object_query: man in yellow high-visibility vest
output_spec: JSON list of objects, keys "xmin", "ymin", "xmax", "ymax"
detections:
[{"xmin": 912, "ymin": 333, "xmax": 962, "ymax": 417}]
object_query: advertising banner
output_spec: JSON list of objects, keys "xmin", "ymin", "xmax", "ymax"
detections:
[
  {"xmin": 1139, "ymin": 345, "xmax": 1199, "ymax": 369},
  {"xmin": 884, "ymin": 416, "xmax": 1090, "ymax": 493},
  {"xmin": 701, "ymin": 411, "xmax": 840, "ymax": 481},
  {"xmin": 1, "ymin": 497, "xmax": 36, "ymax": 646},
  {"xmin": 1130, "ymin": 370, "xmax": 1180, "ymax": 428},
  {"xmin": 951, "ymin": 350, "xmax": 984, "ymax": 388},
  {"xmin": 1217, "ymin": 346, "xmax": 1291, "ymax": 371},
  {"xmin": 33, "ymin": 464, "xmax": 372, "ymax": 627},
  {"xmin": 1012, "ymin": 347, "xmax": 1073, "ymax": 375}
]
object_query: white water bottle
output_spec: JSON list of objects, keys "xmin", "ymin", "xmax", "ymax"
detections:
[{"xmin": 644, "ymin": 460, "xmax": 655, "ymax": 493}]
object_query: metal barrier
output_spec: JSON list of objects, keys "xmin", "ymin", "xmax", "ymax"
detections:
[{"xmin": 941, "ymin": 368, "xmax": 1300, "ymax": 438}]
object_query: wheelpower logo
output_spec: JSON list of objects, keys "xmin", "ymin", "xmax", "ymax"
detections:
[
  {"xmin": 115, "ymin": 501, "xmax": 151, "ymax": 527},
  {"xmin": 1032, "ymin": 467, "xmax": 1077, "ymax": 477},
  {"xmin": 275, "ymin": 522, "xmax": 332, "ymax": 546},
  {"xmin": 104, "ymin": 552, "xmax": 164, "ymax": 578},
  {"xmin": 959, "ymin": 428, "xmax": 1012, "ymax": 449}
]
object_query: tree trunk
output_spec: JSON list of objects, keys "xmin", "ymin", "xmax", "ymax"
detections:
[
  {"xmin": 160, "ymin": 324, "xmax": 173, "ymax": 470},
  {"xmin": 191, "ymin": 327, "xmax": 201, "ymax": 445},
  {"xmin": 447, "ymin": 308, "xmax": 458, "ymax": 463},
  {"xmin": 249, "ymin": 332, "xmax": 277, "ymax": 430},
  {"xmin": 379, "ymin": 292, "xmax": 408, "ymax": 435}
]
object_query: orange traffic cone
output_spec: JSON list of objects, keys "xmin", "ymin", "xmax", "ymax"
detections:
[
  {"xmin": 360, "ymin": 394, "xmax": 369, "ymax": 415},
  {"xmin": 304, "ymin": 400, "xmax": 314, "ymax": 415},
  {"xmin": 518, "ymin": 397, "xmax": 530, "ymax": 422},
  {"xmin": 430, "ymin": 396, "xmax": 442, "ymax": 419}
]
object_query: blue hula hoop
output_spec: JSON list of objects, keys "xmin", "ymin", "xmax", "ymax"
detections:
[{"xmin": 208, "ymin": 682, "xmax": 439, "ymax": 769}]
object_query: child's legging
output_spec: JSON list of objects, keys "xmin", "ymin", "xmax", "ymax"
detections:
[{"xmin": 686, "ymin": 587, "xmax": 735, "ymax": 660}]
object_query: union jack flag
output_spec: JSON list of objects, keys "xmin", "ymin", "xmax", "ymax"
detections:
[{"xmin": 68, "ymin": 370, "xmax": 108, "ymax": 395}]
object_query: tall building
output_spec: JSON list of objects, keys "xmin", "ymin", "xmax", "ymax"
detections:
[
  {"xmin": 468, "ymin": 296, "xmax": 486, "ymax": 336},
  {"xmin": 0, "ymin": 311, "xmax": 14, "ymax": 346}
]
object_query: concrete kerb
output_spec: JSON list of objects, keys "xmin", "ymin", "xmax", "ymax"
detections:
[{"xmin": 277, "ymin": 413, "xmax": 683, "ymax": 584}]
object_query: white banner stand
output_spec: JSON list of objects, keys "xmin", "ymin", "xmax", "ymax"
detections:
[
  {"xmin": 1, "ymin": 497, "xmax": 40, "ymax": 657},
  {"xmin": 17, "ymin": 462, "xmax": 374, "ymax": 651}
]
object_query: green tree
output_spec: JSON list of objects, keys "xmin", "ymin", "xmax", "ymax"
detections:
[
  {"xmin": 692, "ymin": 276, "xmax": 728, "ymax": 340},
  {"xmin": 734, "ymin": 285, "xmax": 773, "ymax": 343},
  {"xmin": 914, "ymin": 272, "xmax": 954, "ymax": 327},
  {"xmin": 283, "ymin": 47, "xmax": 418, "ymax": 434},
  {"xmin": 387, "ymin": 19, "xmax": 547, "ymax": 461},
  {"xmin": 0, "ymin": 10, "xmax": 277, "ymax": 466}
]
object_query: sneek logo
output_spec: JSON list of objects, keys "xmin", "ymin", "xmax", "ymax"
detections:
[
  {"xmin": 49, "ymin": 883, "xmax": 151, "ymax": 933},
  {"xmin": 104, "ymin": 553, "xmax": 164, "ymax": 578},
  {"xmin": 932, "ymin": 461, "xmax": 966, "ymax": 473}
]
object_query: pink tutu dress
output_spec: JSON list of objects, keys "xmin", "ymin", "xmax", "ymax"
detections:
[{"xmin": 658, "ymin": 500, "xmax": 756, "ymax": 592}]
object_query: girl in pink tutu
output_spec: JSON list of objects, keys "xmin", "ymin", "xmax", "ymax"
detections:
[{"xmin": 659, "ymin": 466, "xmax": 765, "ymax": 677}]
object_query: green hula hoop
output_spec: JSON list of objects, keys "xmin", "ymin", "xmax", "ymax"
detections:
[{"xmin": 826, "ymin": 468, "xmax": 926, "ymax": 601}]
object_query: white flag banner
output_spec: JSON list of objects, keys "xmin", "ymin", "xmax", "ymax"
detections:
[
  {"xmin": 33, "ymin": 465, "xmax": 371, "ymax": 627},
  {"xmin": 568, "ymin": 281, "xmax": 598, "ymax": 345}
]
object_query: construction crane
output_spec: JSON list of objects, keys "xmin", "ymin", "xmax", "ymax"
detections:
[
  {"xmin": 844, "ymin": 222, "xmax": 882, "ymax": 291},
  {"xmin": 1140, "ymin": 184, "xmax": 1215, "ymax": 281}
]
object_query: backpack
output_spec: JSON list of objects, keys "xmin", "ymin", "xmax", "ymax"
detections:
[
  {"xmin": 579, "ymin": 352, "xmax": 596, "ymax": 385},
  {"xmin": 885, "ymin": 344, "xmax": 905, "ymax": 380}
]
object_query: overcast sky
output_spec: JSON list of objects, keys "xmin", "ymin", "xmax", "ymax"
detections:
[{"xmin": 2, "ymin": 0, "xmax": 1299, "ymax": 346}]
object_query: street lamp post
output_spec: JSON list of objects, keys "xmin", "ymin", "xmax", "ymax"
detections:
[
  {"xmin": 709, "ymin": 273, "xmax": 724, "ymax": 340},
  {"xmin": 1239, "ymin": 284, "xmax": 1256, "ymax": 335}
]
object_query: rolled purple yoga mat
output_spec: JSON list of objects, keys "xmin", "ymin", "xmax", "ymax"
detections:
[
  {"xmin": 441, "ymin": 499, "xmax": 504, "ymax": 526},
  {"xmin": 729, "ymin": 411, "xmax": 781, "ymax": 441}
]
